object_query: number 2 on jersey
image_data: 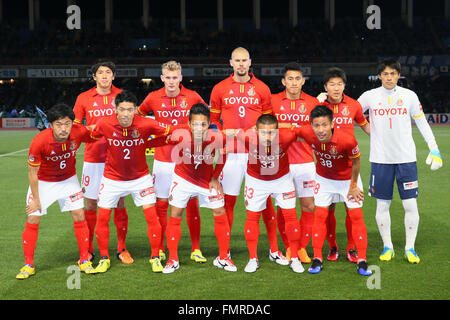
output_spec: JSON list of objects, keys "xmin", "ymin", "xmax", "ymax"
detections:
[{"xmin": 123, "ymin": 148, "xmax": 130, "ymax": 159}]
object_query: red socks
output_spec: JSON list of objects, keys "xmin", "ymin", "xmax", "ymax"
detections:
[
  {"xmin": 261, "ymin": 198, "xmax": 279, "ymax": 253},
  {"xmin": 114, "ymin": 207, "xmax": 128, "ymax": 253},
  {"xmin": 281, "ymin": 208, "xmax": 301, "ymax": 259},
  {"xmin": 244, "ymin": 210, "xmax": 261, "ymax": 259},
  {"xmin": 326, "ymin": 207, "xmax": 338, "ymax": 248},
  {"xmin": 186, "ymin": 198, "xmax": 201, "ymax": 251},
  {"xmin": 96, "ymin": 208, "xmax": 112, "ymax": 258},
  {"xmin": 345, "ymin": 207, "xmax": 355, "ymax": 251},
  {"xmin": 74, "ymin": 220, "xmax": 90, "ymax": 262},
  {"xmin": 22, "ymin": 222, "xmax": 39, "ymax": 266},
  {"xmin": 84, "ymin": 207, "xmax": 129, "ymax": 254},
  {"xmin": 166, "ymin": 216, "xmax": 182, "ymax": 261},
  {"xmin": 326, "ymin": 206, "xmax": 356, "ymax": 252},
  {"xmin": 276, "ymin": 207, "xmax": 289, "ymax": 250},
  {"xmin": 214, "ymin": 214, "xmax": 231, "ymax": 259},
  {"xmin": 84, "ymin": 209, "xmax": 97, "ymax": 253},
  {"xmin": 346, "ymin": 208, "xmax": 367, "ymax": 260},
  {"xmin": 23, "ymin": 220, "xmax": 91, "ymax": 266},
  {"xmin": 156, "ymin": 200, "xmax": 169, "ymax": 252},
  {"xmin": 143, "ymin": 206, "xmax": 162, "ymax": 258},
  {"xmin": 224, "ymin": 194, "xmax": 237, "ymax": 230},
  {"xmin": 299, "ymin": 210, "xmax": 314, "ymax": 249},
  {"xmin": 312, "ymin": 206, "xmax": 329, "ymax": 261}
]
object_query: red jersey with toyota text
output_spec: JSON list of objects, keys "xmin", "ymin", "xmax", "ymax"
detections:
[
  {"xmin": 293, "ymin": 126, "xmax": 361, "ymax": 180},
  {"xmin": 271, "ymin": 90, "xmax": 318, "ymax": 164},
  {"xmin": 73, "ymin": 85, "xmax": 123, "ymax": 163},
  {"xmin": 322, "ymin": 93, "xmax": 368, "ymax": 135},
  {"xmin": 210, "ymin": 73, "xmax": 272, "ymax": 153},
  {"xmin": 138, "ymin": 85, "xmax": 205, "ymax": 162},
  {"xmin": 91, "ymin": 115, "xmax": 173, "ymax": 181},
  {"xmin": 236, "ymin": 128, "xmax": 297, "ymax": 181},
  {"xmin": 28, "ymin": 123, "xmax": 94, "ymax": 182}
]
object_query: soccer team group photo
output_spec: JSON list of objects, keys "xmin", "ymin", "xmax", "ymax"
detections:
[{"xmin": 0, "ymin": 0, "xmax": 449, "ymax": 302}]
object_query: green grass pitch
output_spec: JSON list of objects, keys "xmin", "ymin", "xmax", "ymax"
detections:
[{"xmin": 0, "ymin": 127, "xmax": 449, "ymax": 300}]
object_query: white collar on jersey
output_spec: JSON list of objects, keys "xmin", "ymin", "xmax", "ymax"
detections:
[{"xmin": 379, "ymin": 85, "xmax": 398, "ymax": 95}]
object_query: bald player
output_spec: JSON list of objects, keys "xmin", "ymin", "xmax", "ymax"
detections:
[{"xmin": 210, "ymin": 47, "xmax": 286, "ymax": 264}]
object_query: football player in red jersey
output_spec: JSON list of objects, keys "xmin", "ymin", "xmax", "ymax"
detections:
[
  {"xmin": 17, "ymin": 104, "xmax": 97, "ymax": 279},
  {"xmin": 317, "ymin": 68, "xmax": 370, "ymax": 263},
  {"xmin": 146, "ymin": 104, "xmax": 237, "ymax": 274},
  {"xmin": 271, "ymin": 62, "xmax": 319, "ymax": 264},
  {"xmin": 292, "ymin": 106, "xmax": 371, "ymax": 276},
  {"xmin": 73, "ymin": 60, "xmax": 132, "ymax": 264},
  {"xmin": 138, "ymin": 61, "xmax": 206, "ymax": 263},
  {"xmin": 91, "ymin": 90, "xmax": 176, "ymax": 274},
  {"xmin": 228, "ymin": 115, "xmax": 306, "ymax": 273},
  {"xmin": 209, "ymin": 47, "xmax": 285, "ymax": 264}
]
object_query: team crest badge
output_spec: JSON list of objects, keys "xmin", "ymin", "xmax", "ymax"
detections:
[
  {"xmin": 341, "ymin": 106, "xmax": 350, "ymax": 116},
  {"xmin": 131, "ymin": 129, "xmax": 140, "ymax": 139},
  {"xmin": 70, "ymin": 141, "xmax": 77, "ymax": 150},
  {"xmin": 248, "ymin": 87, "xmax": 256, "ymax": 97},
  {"xmin": 111, "ymin": 99, "xmax": 115, "ymax": 107},
  {"xmin": 397, "ymin": 98, "xmax": 404, "ymax": 106},
  {"xmin": 329, "ymin": 145, "xmax": 338, "ymax": 155},
  {"xmin": 298, "ymin": 104, "xmax": 307, "ymax": 114},
  {"xmin": 180, "ymin": 99, "xmax": 188, "ymax": 109},
  {"xmin": 161, "ymin": 103, "xmax": 166, "ymax": 108}
]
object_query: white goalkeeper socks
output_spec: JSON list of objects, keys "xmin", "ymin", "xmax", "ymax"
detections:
[
  {"xmin": 402, "ymin": 198, "xmax": 420, "ymax": 250},
  {"xmin": 375, "ymin": 199, "xmax": 393, "ymax": 249}
]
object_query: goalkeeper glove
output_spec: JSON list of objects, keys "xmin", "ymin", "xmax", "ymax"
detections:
[
  {"xmin": 426, "ymin": 140, "xmax": 443, "ymax": 171},
  {"xmin": 317, "ymin": 92, "xmax": 328, "ymax": 103}
]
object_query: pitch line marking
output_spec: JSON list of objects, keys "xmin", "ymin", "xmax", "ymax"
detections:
[{"xmin": 0, "ymin": 148, "xmax": 29, "ymax": 158}]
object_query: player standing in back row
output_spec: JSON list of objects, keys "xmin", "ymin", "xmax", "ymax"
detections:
[
  {"xmin": 210, "ymin": 47, "xmax": 286, "ymax": 263},
  {"xmin": 316, "ymin": 67, "xmax": 370, "ymax": 264},
  {"xmin": 73, "ymin": 60, "xmax": 132, "ymax": 264},
  {"xmin": 358, "ymin": 58, "xmax": 443, "ymax": 264},
  {"xmin": 271, "ymin": 62, "xmax": 319, "ymax": 264},
  {"xmin": 138, "ymin": 61, "xmax": 207, "ymax": 264}
]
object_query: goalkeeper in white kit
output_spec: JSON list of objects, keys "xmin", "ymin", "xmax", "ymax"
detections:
[{"xmin": 358, "ymin": 58, "xmax": 443, "ymax": 264}]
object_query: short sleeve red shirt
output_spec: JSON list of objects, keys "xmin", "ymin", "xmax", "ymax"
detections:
[
  {"xmin": 239, "ymin": 128, "xmax": 297, "ymax": 181},
  {"xmin": 271, "ymin": 90, "xmax": 319, "ymax": 164},
  {"xmin": 322, "ymin": 94, "xmax": 368, "ymax": 135},
  {"xmin": 294, "ymin": 126, "xmax": 360, "ymax": 180},
  {"xmin": 210, "ymin": 73, "xmax": 272, "ymax": 130},
  {"xmin": 91, "ymin": 115, "xmax": 173, "ymax": 181},
  {"xmin": 28, "ymin": 123, "xmax": 93, "ymax": 182},
  {"xmin": 73, "ymin": 85, "xmax": 123, "ymax": 163},
  {"xmin": 168, "ymin": 128, "xmax": 227, "ymax": 189},
  {"xmin": 137, "ymin": 85, "xmax": 205, "ymax": 163}
]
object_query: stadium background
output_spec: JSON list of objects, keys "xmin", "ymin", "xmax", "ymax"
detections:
[
  {"xmin": 0, "ymin": 0, "xmax": 449, "ymax": 118},
  {"xmin": 0, "ymin": 0, "xmax": 449, "ymax": 302}
]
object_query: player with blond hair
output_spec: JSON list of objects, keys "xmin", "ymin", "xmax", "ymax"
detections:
[{"xmin": 138, "ymin": 61, "xmax": 207, "ymax": 264}]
